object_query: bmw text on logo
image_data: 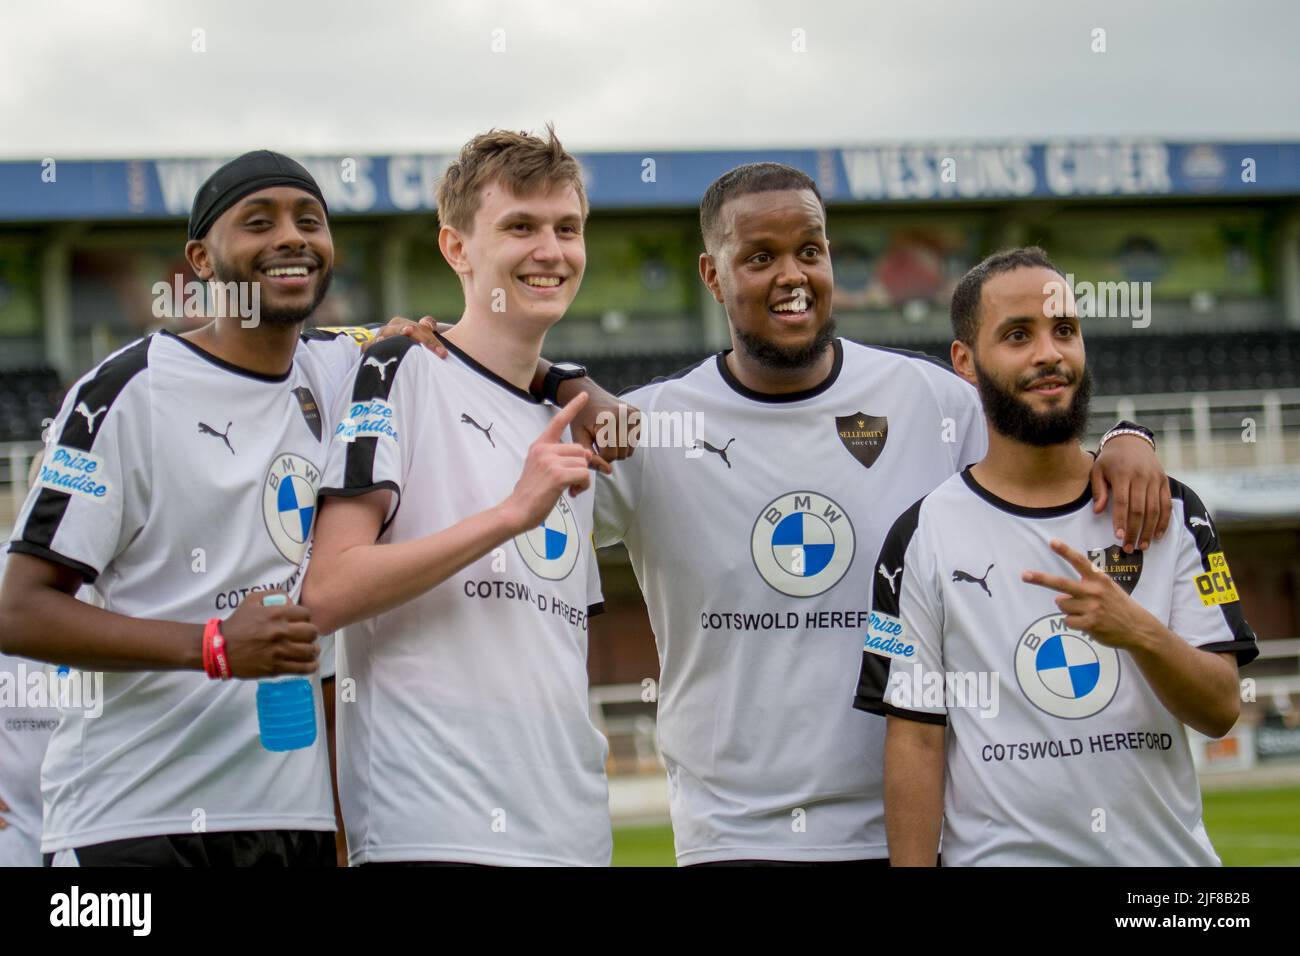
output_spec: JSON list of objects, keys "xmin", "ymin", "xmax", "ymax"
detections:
[
  {"xmin": 750, "ymin": 491, "xmax": 855, "ymax": 598},
  {"xmin": 514, "ymin": 496, "xmax": 581, "ymax": 581},
  {"xmin": 262, "ymin": 454, "xmax": 320, "ymax": 565},
  {"xmin": 1014, "ymin": 613, "xmax": 1121, "ymax": 719}
]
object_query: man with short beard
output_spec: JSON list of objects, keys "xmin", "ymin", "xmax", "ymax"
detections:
[
  {"xmin": 0, "ymin": 150, "xmax": 620, "ymax": 866},
  {"xmin": 594, "ymin": 166, "xmax": 1171, "ymax": 865},
  {"xmin": 857, "ymin": 247, "xmax": 1257, "ymax": 866}
]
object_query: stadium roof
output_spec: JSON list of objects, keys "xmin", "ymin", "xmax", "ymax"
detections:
[{"xmin": 2, "ymin": 141, "xmax": 1297, "ymax": 222}]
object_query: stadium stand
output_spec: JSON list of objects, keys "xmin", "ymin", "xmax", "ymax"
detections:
[
  {"xmin": 575, "ymin": 330, "xmax": 1300, "ymax": 399},
  {"xmin": 0, "ymin": 366, "xmax": 60, "ymax": 442}
]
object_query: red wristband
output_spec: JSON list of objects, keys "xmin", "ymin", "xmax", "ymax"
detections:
[{"xmin": 203, "ymin": 618, "xmax": 231, "ymax": 681}]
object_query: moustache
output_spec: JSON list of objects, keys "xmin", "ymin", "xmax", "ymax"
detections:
[{"xmin": 1019, "ymin": 368, "xmax": 1076, "ymax": 390}]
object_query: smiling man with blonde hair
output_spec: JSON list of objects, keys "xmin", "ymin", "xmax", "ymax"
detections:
[{"xmin": 303, "ymin": 126, "xmax": 614, "ymax": 866}]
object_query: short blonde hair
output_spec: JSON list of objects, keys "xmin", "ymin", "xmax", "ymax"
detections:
[{"xmin": 436, "ymin": 125, "xmax": 588, "ymax": 233}]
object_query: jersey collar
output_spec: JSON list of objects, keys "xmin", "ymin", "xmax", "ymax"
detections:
[
  {"xmin": 715, "ymin": 338, "xmax": 843, "ymax": 404},
  {"xmin": 159, "ymin": 329, "xmax": 293, "ymax": 383},
  {"xmin": 434, "ymin": 331, "xmax": 542, "ymax": 404},
  {"xmin": 961, "ymin": 465, "xmax": 1095, "ymax": 518}
]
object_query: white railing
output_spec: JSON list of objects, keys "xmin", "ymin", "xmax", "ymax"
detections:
[
  {"xmin": 1089, "ymin": 390, "xmax": 1300, "ymax": 470},
  {"xmin": 589, "ymin": 682, "xmax": 663, "ymax": 775},
  {"xmin": 1248, "ymin": 638, "xmax": 1300, "ymax": 700},
  {"xmin": 1, "ymin": 440, "xmax": 43, "ymax": 532}
]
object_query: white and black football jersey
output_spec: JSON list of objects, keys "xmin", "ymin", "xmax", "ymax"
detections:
[
  {"xmin": 594, "ymin": 339, "xmax": 987, "ymax": 864},
  {"xmin": 5, "ymin": 328, "xmax": 364, "ymax": 850},
  {"xmin": 854, "ymin": 469, "xmax": 1258, "ymax": 866},
  {"xmin": 319, "ymin": 333, "xmax": 609, "ymax": 867}
]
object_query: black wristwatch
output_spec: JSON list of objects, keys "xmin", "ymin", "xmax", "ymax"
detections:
[
  {"xmin": 1098, "ymin": 419, "xmax": 1156, "ymax": 453},
  {"xmin": 541, "ymin": 362, "xmax": 588, "ymax": 405}
]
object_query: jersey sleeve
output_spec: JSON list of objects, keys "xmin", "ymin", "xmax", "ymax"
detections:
[
  {"xmin": 945, "ymin": 373, "xmax": 987, "ymax": 470},
  {"xmin": 318, "ymin": 334, "xmax": 419, "ymax": 528},
  {"xmin": 298, "ymin": 327, "xmax": 372, "ymax": 412},
  {"xmin": 7, "ymin": 339, "xmax": 152, "ymax": 584},
  {"xmin": 592, "ymin": 385, "xmax": 654, "ymax": 549},
  {"xmin": 586, "ymin": 533, "xmax": 605, "ymax": 618},
  {"xmin": 1167, "ymin": 479, "xmax": 1258, "ymax": 666},
  {"xmin": 853, "ymin": 496, "xmax": 948, "ymax": 724}
]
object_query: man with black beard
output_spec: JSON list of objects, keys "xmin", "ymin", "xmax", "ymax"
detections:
[
  {"xmin": 857, "ymin": 247, "xmax": 1256, "ymax": 865},
  {"xmin": 594, "ymin": 170, "xmax": 1170, "ymax": 865},
  {"xmin": 0, "ymin": 151, "xmax": 621, "ymax": 866}
]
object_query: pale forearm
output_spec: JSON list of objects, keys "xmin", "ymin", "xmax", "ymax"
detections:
[
  {"xmin": 1127, "ymin": 623, "xmax": 1240, "ymax": 737},
  {"xmin": 884, "ymin": 717, "xmax": 945, "ymax": 866},
  {"xmin": 303, "ymin": 504, "xmax": 520, "ymax": 635}
]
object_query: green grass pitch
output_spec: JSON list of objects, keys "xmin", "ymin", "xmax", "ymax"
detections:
[{"xmin": 611, "ymin": 784, "xmax": 1300, "ymax": 866}]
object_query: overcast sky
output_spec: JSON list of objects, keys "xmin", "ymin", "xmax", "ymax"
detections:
[{"xmin": 2, "ymin": 0, "xmax": 1297, "ymax": 159}]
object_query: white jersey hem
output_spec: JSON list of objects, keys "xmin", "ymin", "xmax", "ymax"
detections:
[
  {"xmin": 676, "ymin": 842, "xmax": 888, "ymax": 865},
  {"xmin": 350, "ymin": 844, "xmax": 609, "ymax": 868},
  {"xmin": 41, "ymin": 813, "xmax": 337, "ymax": 852}
]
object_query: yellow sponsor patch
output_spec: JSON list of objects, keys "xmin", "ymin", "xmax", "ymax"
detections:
[
  {"xmin": 316, "ymin": 326, "xmax": 375, "ymax": 345},
  {"xmin": 1194, "ymin": 551, "xmax": 1239, "ymax": 606}
]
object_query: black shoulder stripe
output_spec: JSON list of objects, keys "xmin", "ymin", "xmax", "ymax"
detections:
[
  {"xmin": 300, "ymin": 325, "xmax": 381, "ymax": 344},
  {"xmin": 854, "ymin": 495, "xmax": 931, "ymax": 717},
  {"xmin": 19, "ymin": 337, "xmax": 150, "ymax": 555},
  {"xmin": 340, "ymin": 335, "xmax": 417, "ymax": 491},
  {"xmin": 58, "ymin": 337, "xmax": 151, "ymax": 453},
  {"xmin": 1169, "ymin": 477, "xmax": 1259, "ymax": 666},
  {"xmin": 300, "ymin": 327, "xmax": 346, "ymax": 342},
  {"xmin": 872, "ymin": 495, "xmax": 927, "ymax": 618},
  {"xmin": 1169, "ymin": 477, "xmax": 1219, "ymax": 554},
  {"xmin": 351, "ymin": 334, "xmax": 417, "ymax": 403}
]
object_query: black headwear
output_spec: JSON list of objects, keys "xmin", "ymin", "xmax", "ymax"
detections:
[{"xmin": 187, "ymin": 150, "xmax": 328, "ymax": 240}]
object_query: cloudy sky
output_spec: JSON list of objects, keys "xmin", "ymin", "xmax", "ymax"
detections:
[{"xmin": 2, "ymin": 0, "xmax": 1297, "ymax": 158}]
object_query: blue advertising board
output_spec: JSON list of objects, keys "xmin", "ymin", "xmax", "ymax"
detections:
[{"xmin": 0, "ymin": 141, "xmax": 1296, "ymax": 222}]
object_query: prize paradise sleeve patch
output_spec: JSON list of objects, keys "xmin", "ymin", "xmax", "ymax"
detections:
[
  {"xmin": 863, "ymin": 610, "xmax": 917, "ymax": 661},
  {"xmin": 39, "ymin": 445, "xmax": 113, "ymax": 503},
  {"xmin": 335, "ymin": 398, "xmax": 399, "ymax": 444},
  {"xmin": 1194, "ymin": 551, "xmax": 1239, "ymax": 606}
]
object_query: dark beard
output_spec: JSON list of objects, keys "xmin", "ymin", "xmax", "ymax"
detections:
[
  {"xmin": 975, "ymin": 360, "xmax": 1093, "ymax": 446},
  {"xmin": 210, "ymin": 255, "xmax": 333, "ymax": 327},
  {"xmin": 734, "ymin": 317, "xmax": 838, "ymax": 372}
]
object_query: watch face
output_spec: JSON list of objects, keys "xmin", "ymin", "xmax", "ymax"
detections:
[{"xmin": 553, "ymin": 363, "xmax": 586, "ymax": 377}]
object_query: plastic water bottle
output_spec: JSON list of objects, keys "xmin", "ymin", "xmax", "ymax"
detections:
[{"xmin": 255, "ymin": 594, "xmax": 317, "ymax": 752}]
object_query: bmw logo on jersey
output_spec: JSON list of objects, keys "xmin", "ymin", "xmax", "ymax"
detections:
[
  {"xmin": 1014, "ymin": 612, "xmax": 1121, "ymax": 719},
  {"xmin": 263, "ymin": 453, "xmax": 321, "ymax": 565},
  {"xmin": 750, "ymin": 490, "xmax": 856, "ymax": 598},
  {"xmin": 514, "ymin": 495, "xmax": 582, "ymax": 581}
]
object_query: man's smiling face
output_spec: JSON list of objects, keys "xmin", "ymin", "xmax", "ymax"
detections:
[
  {"xmin": 191, "ymin": 185, "xmax": 334, "ymax": 325},
  {"xmin": 702, "ymin": 188, "xmax": 835, "ymax": 370},
  {"xmin": 456, "ymin": 179, "xmax": 587, "ymax": 332}
]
